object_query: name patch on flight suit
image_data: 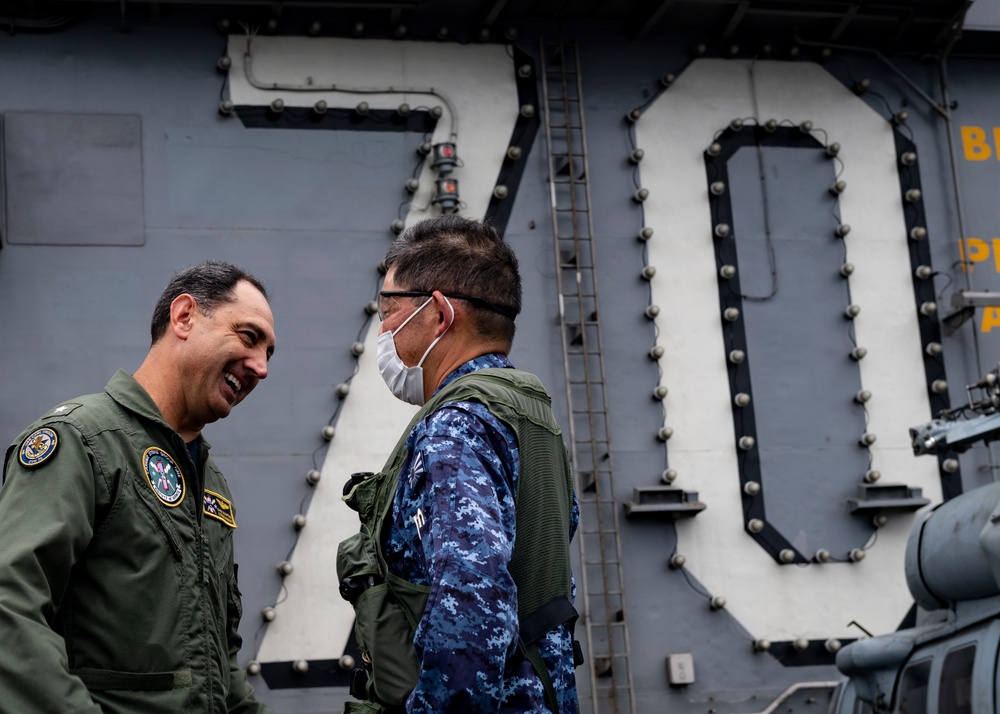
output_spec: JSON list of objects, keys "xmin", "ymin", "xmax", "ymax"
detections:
[
  {"xmin": 18, "ymin": 428, "xmax": 59, "ymax": 468},
  {"xmin": 143, "ymin": 447, "xmax": 185, "ymax": 507},
  {"xmin": 203, "ymin": 489, "xmax": 237, "ymax": 528}
]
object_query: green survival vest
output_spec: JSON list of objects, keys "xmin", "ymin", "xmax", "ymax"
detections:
[{"xmin": 336, "ymin": 368, "xmax": 577, "ymax": 713}]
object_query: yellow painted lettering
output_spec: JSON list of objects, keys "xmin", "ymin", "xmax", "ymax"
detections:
[
  {"xmin": 982, "ymin": 307, "xmax": 1000, "ymax": 332},
  {"xmin": 962, "ymin": 126, "xmax": 991, "ymax": 161},
  {"xmin": 965, "ymin": 238, "xmax": 989, "ymax": 273},
  {"xmin": 993, "ymin": 238, "xmax": 1000, "ymax": 272}
]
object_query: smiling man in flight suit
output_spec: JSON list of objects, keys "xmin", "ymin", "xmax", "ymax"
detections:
[{"xmin": 0, "ymin": 261, "xmax": 277, "ymax": 713}]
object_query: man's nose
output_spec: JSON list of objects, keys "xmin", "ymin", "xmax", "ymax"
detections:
[{"xmin": 247, "ymin": 349, "xmax": 269, "ymax": 380}]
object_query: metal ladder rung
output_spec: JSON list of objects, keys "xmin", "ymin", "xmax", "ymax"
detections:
[{"xmin": 542, "ymin": 37, "xmax": 634, "ymax": 714}]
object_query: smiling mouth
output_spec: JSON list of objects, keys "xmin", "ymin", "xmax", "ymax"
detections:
[{"xmin": 224, "ymin": 372, "xmax": 243, "ymax": 396}]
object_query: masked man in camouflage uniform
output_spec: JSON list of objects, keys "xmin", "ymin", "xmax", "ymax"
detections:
[
  {"xmin": 339, "ymin": 215, "xmax": 580, "ymax": 714},
  {"xmin": 0, "ymin": 261, "xmax": 277, "ymax": 713}
]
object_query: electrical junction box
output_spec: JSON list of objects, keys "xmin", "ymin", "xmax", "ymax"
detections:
[{"xmin": 666, "ymin": 653, "xmax": 695, "ymax": 685}]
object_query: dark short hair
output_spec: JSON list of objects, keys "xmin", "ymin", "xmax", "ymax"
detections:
[
  {"xmin": 150, "ymin": 261, "xmax": 269, "ymax": 344},
  {"xmin": 385, "ymin": 215, "xmax": 522, "ymax": 345}
]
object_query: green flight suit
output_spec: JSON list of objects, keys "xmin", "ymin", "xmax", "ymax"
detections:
[{"xmin": 0, "ymin": 369, "xmax": 270, "ymax": 714}]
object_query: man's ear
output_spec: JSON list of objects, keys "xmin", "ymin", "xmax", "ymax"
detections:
[
  {"xmin": 170, "ymin": 294, "xmax": 199, "ymax": 340},
  {"xmin": 431, "ymin": 290, "xmax": 456, "ymax": 336}
]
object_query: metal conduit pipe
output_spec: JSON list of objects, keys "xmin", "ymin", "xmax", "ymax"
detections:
[
  {"xmin": 793, "ymin": 33, "xmax": 948, "ymax": 117},
  {"xmin": 938, "ymin": 43, "xmax": 998, "ymax": 479},
  {"xmin": 240, "ymin": 36, "xmax": 459, "ymax": 140},
  {"xmin": 795, "ymin": 29, "xmax": 993, "ymax": 476}
]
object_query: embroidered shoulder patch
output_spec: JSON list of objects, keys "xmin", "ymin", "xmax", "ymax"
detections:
[
  {"xmin": 18, "ymin": 428, "xmax": 59, "ymax": 469},
  {"xmin": 407, "ymin": 450, "xmax": 425, "ymax": 489},
  {"xmin": 143, "ymin": 447, "xmax": 185, "ymax": 507},
  {"xmin": 204, "ymin": 489, "xmax": 237, "ymax": 528}
]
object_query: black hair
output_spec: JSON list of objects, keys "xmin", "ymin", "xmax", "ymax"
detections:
[
  {"xmin": 149, "ymin": 261, "xmax": 269, "ymax": 345},
  {"xmin": 384, "ymin": 215, "xmax": 521, "ymax": 345}
]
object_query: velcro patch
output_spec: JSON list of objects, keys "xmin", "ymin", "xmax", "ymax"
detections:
[
  {"xmin": 204, "ymin": 489, "xmax": 237, "ymax": 528},
  {"xmin": 144, "ymin": 447, "xmax": 185, "ymax": 507},
  {"xmin": 18, "ymin": 428, "xmax": 59, "ymax": 469}
]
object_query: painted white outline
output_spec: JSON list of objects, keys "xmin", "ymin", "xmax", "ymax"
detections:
[
  {"xmin": 639, "ymin": 59, "xmax": 942, "ymax": 640},
  {"xmin": 228, "ymin": 36, "xmax": 520, "ymax": 662}
]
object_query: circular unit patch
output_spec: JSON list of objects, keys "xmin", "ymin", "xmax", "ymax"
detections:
[
  {"xmin": 143, "ymin": 447, "xmax": 185, "ymax": 507},
  {"xmin": 19, "ymin": 428, "xmax": 59, "ymax": 468}
]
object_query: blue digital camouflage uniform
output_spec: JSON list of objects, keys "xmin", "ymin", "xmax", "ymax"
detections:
[{"xmin": 382, "ymin": 353, "xmax": 580, "ymax": 714}]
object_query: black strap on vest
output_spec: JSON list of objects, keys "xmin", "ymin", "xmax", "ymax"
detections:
[
  {"xmin": 517, "ymin": 596, "xmax": 580, "ymax": 714},
  {"xmin": 520, "ymin": 596, "xmax": 577, "ymax": 646},
  {"xmin": 525, "ymin": 645, "xmax": 558, "ymax": 713}
]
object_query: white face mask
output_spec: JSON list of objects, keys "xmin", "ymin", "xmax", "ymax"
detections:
[{"xmin": 376, "ymin": 296, "xmax": 454, "ymax": 406}]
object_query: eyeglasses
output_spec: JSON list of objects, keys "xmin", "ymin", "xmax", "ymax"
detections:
[{"xmin": 377, "ymin": 290, "xmax": 517, "ymax": 322}]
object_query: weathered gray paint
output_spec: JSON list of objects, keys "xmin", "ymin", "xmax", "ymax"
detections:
[
  {"xmin": 4, "ymin": 112, "xmax": 145, "ymax": 246},
  {"xmin": 1, "ymin": 10, "xmax": 1000, "ymax": 713},
  {"xmin": 730, "ymin": 145, "xmax": 872, "ymax": 554}
]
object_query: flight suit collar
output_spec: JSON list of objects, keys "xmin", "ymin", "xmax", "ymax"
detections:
[{"xmin": 103, "ymin": 369, "xmax": 213, "ymax": 450}]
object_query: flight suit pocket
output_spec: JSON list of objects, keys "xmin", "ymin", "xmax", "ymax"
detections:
[
  {"xmin": 75, "ymin": 668, "xmax": 193, "ymax": 714},
  {"xmin": 128, "ymin": 471, "xmax": 184, "ymax": 564},
  {"xmin": 70, "ymin": 667, "xmax": 192, "ymax": 690}
]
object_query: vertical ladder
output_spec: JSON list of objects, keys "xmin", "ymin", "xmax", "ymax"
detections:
[{"xmin": 539, "ymin": 39, "xmax": 636, "ymax": 714}]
